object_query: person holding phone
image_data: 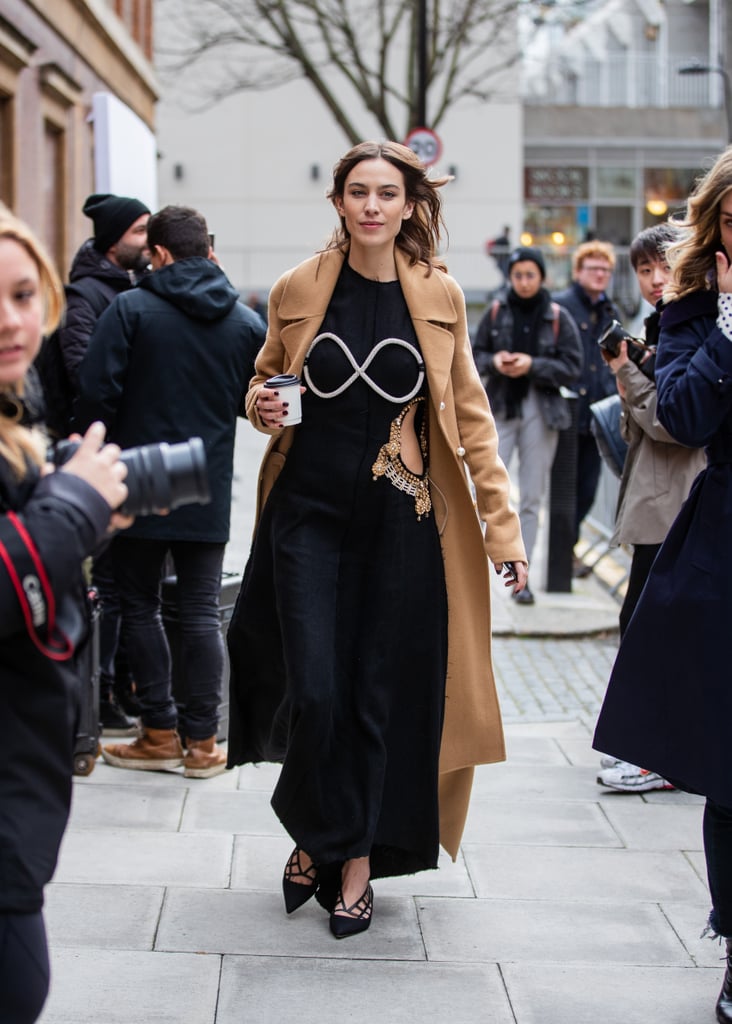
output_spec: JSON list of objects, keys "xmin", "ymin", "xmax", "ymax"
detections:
[
  {"xmin": 593, "ymin": 146, "xmax": 732, "ymax": 1023},
  {"xmin": 226, "ymin": 140, "xmax": 527, "ymax": 940},
  {"xmin": 0, "ymin": 207, "xmax": 131, "ymax": 1024}
]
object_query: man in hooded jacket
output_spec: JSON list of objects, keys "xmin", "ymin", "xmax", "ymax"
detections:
[{"xmin": 75, "ymin": 204, "xmax": 265, "ymax": 778}]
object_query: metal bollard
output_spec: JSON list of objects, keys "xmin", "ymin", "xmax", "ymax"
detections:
[{"xmin": 546, "ymin": 391, "xmax": 578, "ymax": 592}]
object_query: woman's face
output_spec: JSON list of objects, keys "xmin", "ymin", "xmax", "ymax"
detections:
[
  {"xmin": 0, "ymin": 237, "xmax": 43, "ymax": 388},
  {"xmin": 509, "ymin": 260, "xmax": 543, "ymax": 299},
  {"xmin": 335, "ymin": 158, "xmax": 414, "ymax": 254}
]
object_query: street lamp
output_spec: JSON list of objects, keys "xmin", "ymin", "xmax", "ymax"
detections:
[{"xmin": 678, "ymin": 60, "xmax": 732, "ymax": 145}]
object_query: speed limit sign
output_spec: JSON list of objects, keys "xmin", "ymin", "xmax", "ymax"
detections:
[{"xmin": 404, "ymin": 127, "xmax": 442, "ymax": 167}]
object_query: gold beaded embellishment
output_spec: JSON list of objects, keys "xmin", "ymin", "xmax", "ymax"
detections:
[{"xmin": 371, "ymin": 397, "xmax": 431, "ymax": 520}]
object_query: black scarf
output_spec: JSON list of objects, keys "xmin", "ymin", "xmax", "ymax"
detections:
[{"xmin": 503, "ymin": 287, "xmax": 545, "ymax": 420}]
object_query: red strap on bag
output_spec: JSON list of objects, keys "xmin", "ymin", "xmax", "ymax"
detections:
[{"xmin": 0, "ymin": 511, "xmax": 73, "ymax": 660}]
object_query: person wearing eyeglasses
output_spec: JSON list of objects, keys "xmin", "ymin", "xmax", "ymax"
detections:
[{"xmin": 553, "ymin": 241, "xmax": 622, "ymax": 576}]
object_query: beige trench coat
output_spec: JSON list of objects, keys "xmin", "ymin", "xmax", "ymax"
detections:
[{"xmin": 245, "ymin": 248, "xmax": 526, "ymax": 858}]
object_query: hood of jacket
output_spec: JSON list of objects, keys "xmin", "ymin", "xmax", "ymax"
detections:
[
  {"xmin": 139, "ymin": 257, "xmax": 240, "ymax": 322},
  {"xmin": 68, "ymin": 239, "xmax": 136, "ymax": 289}
]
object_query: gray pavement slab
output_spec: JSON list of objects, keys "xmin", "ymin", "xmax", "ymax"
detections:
[
  {"xmin": 418, "ymin": 896, "xmax": 692, "ymax": 965},
  {"xmin": 53, "ymin": 829, "xmax": 233, "ymax": 888},
  {"xmin": 44, "ymin": 883, "xmax": 163, "ymax": 950},
  {"xmin": 501, "ymin": 963, "xmax": 720, "ymax": 1024},
  {"xmin": 156, "ymin": 888, "xmax": 426, "ymax": 961},
  {"xmin": 462, "ymin": 795, "xmax": 622, "ymax": 847},
  {"xmin": 216, "ymin": 957, "xmax": 515, "ymax": 1024},
  {"xmin": 461, "ymin": 844, "xmax": 708, "ymax": 904},
  {"xmin": 39, "ymin": 949, "xmax": 221, "ymax": 1024}
]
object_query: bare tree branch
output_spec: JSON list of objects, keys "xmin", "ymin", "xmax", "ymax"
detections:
[{"xmin": 156, "ymin": 0, "xmax": 543, "ymax": 142}]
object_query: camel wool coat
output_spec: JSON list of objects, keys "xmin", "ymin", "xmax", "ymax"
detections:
[{"xmin": 241, "ymin": 247, "xmax": 526, "ymax": 858}]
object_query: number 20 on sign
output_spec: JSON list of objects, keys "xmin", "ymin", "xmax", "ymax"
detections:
[{"xmin": 404, "ymin": 128, "xmax": 442, "ymax": 167}]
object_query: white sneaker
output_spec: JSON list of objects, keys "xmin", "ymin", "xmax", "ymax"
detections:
[
  {"xmin": 596, "ymin": 763, "xmax": 675, "ymax": 792},
  {"xmin": 599, "ymin": 754, "xmax": 628, "ymax": 769}
]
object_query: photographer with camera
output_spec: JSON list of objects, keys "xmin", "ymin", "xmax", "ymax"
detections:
[
  {"xmin": 0, "ymin": 209, "xmax": 131, "ymax": 1024},
  {"xmin": 75, "ymin": 205, "xmax": 265, "ymax": 778},
  {"xmin": 594, "ymin": 223, "xmax": 705, "ymax": 793}
]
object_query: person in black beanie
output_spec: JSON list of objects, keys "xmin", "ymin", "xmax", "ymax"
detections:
[
  {"xmin": 59, "ymin": 193, "xmax": 150, "ymax": 734},
  {"xmin": 472, "ymin": 247, "xmax": 582, "ymax": 603}
]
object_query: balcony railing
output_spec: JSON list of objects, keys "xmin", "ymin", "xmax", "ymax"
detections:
[{"xmin": 523, "ymin": 52, "xmax": 725, "ymax": 109}]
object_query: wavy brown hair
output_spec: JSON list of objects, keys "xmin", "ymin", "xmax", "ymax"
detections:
[
  {"xmin": 324, "ymin": 141, "xmax": 451, "ymax": 274},
  {"xmin": 0, "ymin": 207, "xmax": 64, "ymax": 476},
  {"xmin": 664, "ymin": 147, "xmax": 732, "ymax": 301}
]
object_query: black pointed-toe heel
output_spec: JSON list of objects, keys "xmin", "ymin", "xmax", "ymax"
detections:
[
  {"xmin": 329, "ymin": 883, "xmax": 373, "ymax": 939},
  {"xmin": 282, "ymin": 848, "xmax": 318, "ymax": 915}
]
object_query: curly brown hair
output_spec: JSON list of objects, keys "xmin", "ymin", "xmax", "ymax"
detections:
[
  {"xmin": 664, "ymin": 146, "xmax": 732, "ymax": 301},
  {"xmin": 324, "ymin": 141, "xmax": 451, "ymax": 274}
]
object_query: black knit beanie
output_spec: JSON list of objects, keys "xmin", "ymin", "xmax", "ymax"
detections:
[
  {"xmin": 507, "ymin": 246, "xmax": 546, "ymax": 280},
  {"xmin": 82, "ymin": 193, "xmax": 150, "ymax": 253}
]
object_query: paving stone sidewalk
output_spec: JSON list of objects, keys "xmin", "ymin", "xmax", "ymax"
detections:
[{"xmin": 36, "ymin": 424, "xmax": 722, "ymax": 1024}]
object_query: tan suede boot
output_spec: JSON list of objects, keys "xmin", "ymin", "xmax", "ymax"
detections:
[
  {"xmin": 183, "ymin": 736, "xmax": 227, "ymax": 779},
  {"xmin": 102, "ymin": 728, "xmax": 184, "ymax": 772}
]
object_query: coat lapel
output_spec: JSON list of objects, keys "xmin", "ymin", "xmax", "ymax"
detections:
[{"xmin": 395, "ymin": 250, "xmax": 457, "ymax": 408}]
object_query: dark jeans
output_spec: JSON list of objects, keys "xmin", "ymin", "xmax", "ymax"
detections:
[
  {"xmin": 574, "ymin": 431, "xmax": 603, "ymax": 546},
  {"xmin": 704, "ymin": 798, "xmax": 732, "ymax": 938},
  {"xmin": 619, "ymin": 543, "xmax": 661, "ymax": 639},
  {"xmin": 92, "ymin": 544, "xmax": 123, "ymax": 698},
  {"xmin": 112, "ymin": 537, "xmax": 225, "ymax": 740},
  {"xmin": 0, "ymin": 911, "xmax": 49, "ymax": 1024}
]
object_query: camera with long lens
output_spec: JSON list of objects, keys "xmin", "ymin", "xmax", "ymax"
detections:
[
  {"xmin": 53, "ymin": 436, "xmax": 211, "ymax": 517},
  {"xmin": 598, "ymin": 319, "xmax": 656, "ymax": 381}
]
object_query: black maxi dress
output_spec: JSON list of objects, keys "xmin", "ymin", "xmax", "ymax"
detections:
[{"xmin": 227, "ymin": 262, "xmax": 448, "ymax": 880}]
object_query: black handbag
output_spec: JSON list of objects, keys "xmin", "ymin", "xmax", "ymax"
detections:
[{"xmin": 590, "ymin": 393, "xmax": 627, "ymax": 479}]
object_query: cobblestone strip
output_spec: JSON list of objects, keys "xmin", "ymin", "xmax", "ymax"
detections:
[{"xmin": 492, "ymin": 634, "xmax": 619, "ymax": 723}]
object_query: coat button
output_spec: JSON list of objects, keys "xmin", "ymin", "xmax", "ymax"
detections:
[
  {"xmin": 439, "ymin": 401, "xmax": 446, "ymax": 410},
  {"xmin": 457, "ymin": 446, "xmax": 465, "ymax": 457}
]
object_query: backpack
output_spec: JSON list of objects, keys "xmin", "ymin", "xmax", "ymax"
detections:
[
  {"xmin": 35, "ymin": 279, "xmax": 112, "ymax": 439},
  {"xmin": 490, "ymin": 297, "xmax": 561, "ymax": 342}
]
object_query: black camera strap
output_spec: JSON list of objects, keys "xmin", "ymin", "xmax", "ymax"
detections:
[{"xmin": 0, "ymin": 510, "xmax": 73, "ymax": 661}]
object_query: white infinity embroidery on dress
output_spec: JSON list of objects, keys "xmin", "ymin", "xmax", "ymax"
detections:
[{"xmin": 303, "ymin": 332, "xmax": 425, "ymax": 402}]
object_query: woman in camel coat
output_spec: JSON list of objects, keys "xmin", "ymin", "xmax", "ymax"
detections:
[{"xmin": 227, "ymin": 141, "xmax": 526, "ymax": 939}]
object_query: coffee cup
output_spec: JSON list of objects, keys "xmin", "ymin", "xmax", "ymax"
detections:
[{"xmin": 264, "ymin": 373, "xmax": 302, "ymax": 425}]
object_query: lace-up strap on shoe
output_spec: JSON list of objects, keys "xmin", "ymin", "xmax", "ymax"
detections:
[
  {"xmin": 284, "ymin": 848, "xmax": 317, "ymax": 885},
  {"xmin": 333, "ymin": 884, "xmax": 373, "ymax": 921}
]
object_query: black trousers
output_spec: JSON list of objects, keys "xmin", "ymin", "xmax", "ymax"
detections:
[
  {"xmin": 0, "ymin": 911, "xmax": 49, "ymax": 1024},
  {"xmin": 574, "ymin": 431, "xmax": 603, "ymax": 545},
  {"xmin": 704, "ymin": 799, "xmax": 732, "ymax": 938},
  {"xmin": 112, "ymin": 537, "xmax": 226, "ymax": 739},
  {"xmin": 619, "ymin": 543, "xmax": 661, "ymax": 638}
]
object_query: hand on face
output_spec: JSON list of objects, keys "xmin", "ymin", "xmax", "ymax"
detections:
[{"xmin": 716, "ymin": 250, "xmax": 732, "ymax": 294}]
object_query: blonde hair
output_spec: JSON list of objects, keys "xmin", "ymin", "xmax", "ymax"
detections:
[
  {"xmin": 572, "ymin": 240, "xmax": 616, "ymax": 276},
  {"xmin": 324, "ymin": 140, "xmax": 450, "ymax": 274},
  {"xmin": 663, "ymin": 146, "xmax": 732, "ymax": 302},
  {"xmin": 0, "ymin": 207, "xmax": 64, "ymax": 476}
]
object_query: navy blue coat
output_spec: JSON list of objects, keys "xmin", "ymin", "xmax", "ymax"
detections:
[
  {"xmin": 593, "ymin": 289, "xmax": 732, "ymax": 806},
  {"xmin": 75, "ymin": 257, "xmax": 265, "ymax": 543}
]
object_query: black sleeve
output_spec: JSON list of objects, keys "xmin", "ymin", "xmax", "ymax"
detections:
[
  {"xmin": 0, "ymin": 471, "xmax": 111, "ymax": 640},
  {"xmin": 58, "ymin": 295, "xmax": 98, "ymax": 392},
  {"xmin": 74, "ymin": 299, "xmax": 131, "ymax": 433},
  {"xmin": 471, "ymin": 309, "xmax": 497, "ymax": 379}
]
